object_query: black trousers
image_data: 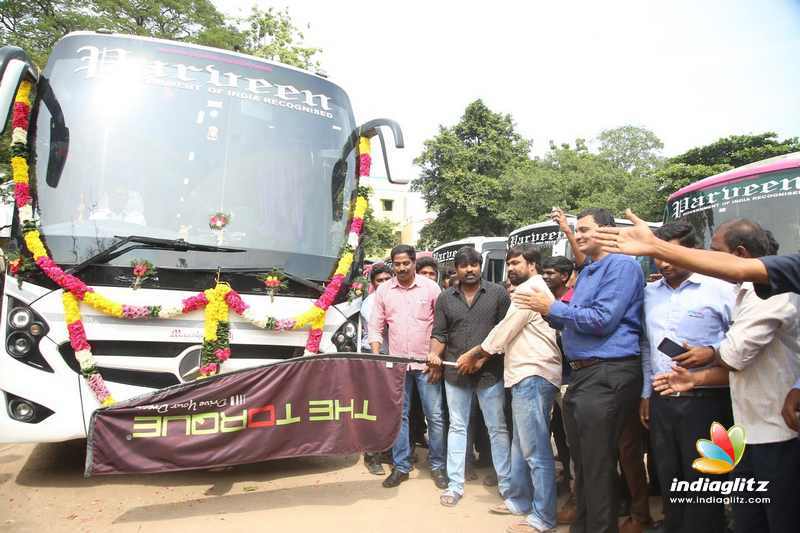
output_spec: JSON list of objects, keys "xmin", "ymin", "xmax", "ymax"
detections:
[
  {"xmin": 650, "ymin": 392, "xmax": 733, "ymax": 533},
  {"xmin": 563, "ymin": 358, "xmax": 642, "ymax": 533},
  {"xmin": 552, "ymin": 401, "xmax": 571, "ymax": 480},
  {"xmin": 733, "ymin": 438, "xmax": 800, "ymax": 533}
]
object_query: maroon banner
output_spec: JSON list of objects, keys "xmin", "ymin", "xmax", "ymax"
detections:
[{"xmin": 85, "ymin": 354, "xmax": 407, "ymax": 476}]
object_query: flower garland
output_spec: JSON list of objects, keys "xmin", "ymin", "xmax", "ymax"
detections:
[{"xmin": 7, "ymin": 79, "xmax": 372, "ymax": 403}]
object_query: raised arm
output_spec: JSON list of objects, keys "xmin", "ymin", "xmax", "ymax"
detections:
[
  {"xmin": 595, "ymin": 210, "xmax": 768, "ymax": 284},
  {"xmin": 552, "ymin": 207, "xmax": 585, "ymax": 267}
]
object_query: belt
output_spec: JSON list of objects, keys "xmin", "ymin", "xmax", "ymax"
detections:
[
  {"xmin": 664, "ymin": 388, "xmax": 730, "ymax": 399},
  {"xmin": 568, "ymin": 355, "xmax": 638, "ymax": 370}
]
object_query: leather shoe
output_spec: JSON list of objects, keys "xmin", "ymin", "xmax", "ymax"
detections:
[
  {"xmin": 431, "ymin": 468, "xmax": 449, "ymax": 489},
  {"xmin": 382, "ymin": 469, "xmax": 409, "ymax": 488}
]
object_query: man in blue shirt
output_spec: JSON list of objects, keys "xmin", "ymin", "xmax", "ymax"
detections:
[
  {"xmin": 513, "ymin": 208, "xmax": 644, "ymax": 533},
  {"xmin": 639, "ymin": 222, "xmax": 736, "ymax": 533}
]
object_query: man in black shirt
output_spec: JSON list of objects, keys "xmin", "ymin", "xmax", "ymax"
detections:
[{"xmin": 428, "ymin": 246, "xmax": 511, "ymax": 507}]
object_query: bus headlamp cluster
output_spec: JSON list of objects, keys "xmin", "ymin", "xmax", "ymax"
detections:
[
  {"xmin": 5, "ymin": 300, "xmax": 50, "ymax": 370},
  {"xmin": 332, "ymin": 320, "xmax": 358, "ymax": 352}
]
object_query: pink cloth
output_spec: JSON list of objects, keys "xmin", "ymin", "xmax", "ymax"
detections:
[{"xmin": 368, "ymin": 274, "xmax": 441, "ymax": 371}]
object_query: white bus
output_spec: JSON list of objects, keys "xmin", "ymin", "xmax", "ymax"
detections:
[
  {"xmin": 432, "ymin": 236, "xmax": 508, "ymax": 284},
  {"xmin": 0, "ymin": 32, "xmax": 404, "ymax": 443}
]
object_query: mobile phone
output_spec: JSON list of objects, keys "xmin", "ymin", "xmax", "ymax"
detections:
[{"xmin": 657, "ymin": 337, "xmax": 687, "ymax": 358}]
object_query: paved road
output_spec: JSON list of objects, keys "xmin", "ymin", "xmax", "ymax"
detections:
[{"xmin": 0, "ymin": 441, "xmax": 660, "ymax": 532}]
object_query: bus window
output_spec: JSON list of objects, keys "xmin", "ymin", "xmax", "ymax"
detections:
[{"xmin": 485, "ymin": 257, "xmax": 505, "ymax": 283}]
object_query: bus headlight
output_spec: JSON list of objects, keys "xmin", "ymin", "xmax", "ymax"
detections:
[
  {"xmin": 332, "ymin": 320, "xmax": 358, "ymax": 352},
  {"xmin": 9, "ymin": 308, "xmax": 33, "ymax": 329},
  {"xmin": 7, "ymin": 332, "xmax": 34, "ymax": 358},
  {"xmin": 4, "ymin": 391, "xmax": 54, "ymax": 424},
  {"xmin": 9, "ymin": 398, "xmax": 35, "ymax": 422},
  {"xmin": 4, "ymin": 299, "xmax": 52, "ymax": 372}
]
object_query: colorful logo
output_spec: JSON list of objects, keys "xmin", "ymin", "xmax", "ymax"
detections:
[{"xmin": 692, "ymin": 422, "xmax": 746, "ymax": 474}]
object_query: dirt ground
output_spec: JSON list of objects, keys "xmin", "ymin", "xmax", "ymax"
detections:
[{"xmin": 0, "ymin": 441, "xmax": 661, "ymax": 532}]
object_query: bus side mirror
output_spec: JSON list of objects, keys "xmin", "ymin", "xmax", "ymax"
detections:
[
  {"xmin": 0, "ymin": 46, "xmax": 38, "ymax": 135},
  {"xmin": 359, "ymin": 119, "xmax": 406, "ymax": 184}
]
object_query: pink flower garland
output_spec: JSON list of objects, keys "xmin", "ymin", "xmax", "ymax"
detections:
[
  {"xmin": 306, "ymin": 328, "xmax": 323, "ymax": 353},
  {"xmin": 67, "ymin": 321, "xmax": 90, "ymax": 351},
  {"xmin": 276, "ymin": 318, "xmax": 296, "ymax": 331},
  {"xmin": 359, "ymin": 153, "xmax": 371, "ymax": 177},
  {"xmin": 182, "ymin": 293, "xmax": 208, "ymax": 313},
  {"xmin": 224, "ymin": 290, "xmax": 248, "ymax": 314},
  {"xmin": 200, "ymin": 363, "xmax": 219, "ymax": 375},
  {"xmin": 87, "ymin": 373, "xmax": 112, "ymax": 403},
  {"xmin": 122, "ymin": 305, "xmax": 151, "ymax": 319},
  {"xmin": 11, "ymin": 103, "xmax": 29, "ymax": 130},
  {"xmin": 315, "ymin": 274, "xmax": 345, "ymax": 310},
  {"xmin": 14, "ymin": 182, "xmax": 31, "ymax": 207},
  {"xmin": 35, "ymin": 257, "xmax": 92, "ymax": 299}
]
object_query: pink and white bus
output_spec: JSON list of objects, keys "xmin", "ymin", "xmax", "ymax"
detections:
[{"xmin": 665, "ymin": 152, "xmax": 800, "ymax": 253}]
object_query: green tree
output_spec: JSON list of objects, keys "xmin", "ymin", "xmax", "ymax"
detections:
[
  {"xmin": 240, "ymin": 7, "xmax": 320, "ymax": 70},
  {"xmin": 0, "ymin": 1, "xmax": 320, "ymax": 69},
  {"xmin": 362, "ymin": 207, "xmax": 399, "ymax": 259},
  {"xmin": 412, "ymin": 99, "xmax": 530, "ymax": 246},
  {"xmin": 503, "ymin": 137, "xmax": 663, "ymax": 227},
  {"xmin": 657, "ymin": 132, "xmax": 800, "ymax": 196},
  {"xmin": 596, "ymin": 125, "xmax": 664, "ymax": 176}
]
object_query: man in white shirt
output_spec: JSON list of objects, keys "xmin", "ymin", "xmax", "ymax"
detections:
[
  {"xmin": 653, "ymin": 219, "xmax": 800, "ymax": 533},
  {"xmin": 359, "ymin": 262, "xmax": 393, "ymax": 475}
]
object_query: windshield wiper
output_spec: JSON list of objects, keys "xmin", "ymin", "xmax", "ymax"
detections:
[
  {"xmin": 66, "ymin": 235, "xmax": 244, "ymax": 276},
  {"xmin": 218, "ymin": 267, "xmax": 325, "ymax": 294}
]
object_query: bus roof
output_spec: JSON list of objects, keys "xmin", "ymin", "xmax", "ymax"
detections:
[
  {"xmin": 508, "ymin": 216, "xmax": 657, "ymax": 236},
  {"xmin": 432, "ymin": 236, "xmax": 507, "ymax": 253},
  {"xmin": 668, "ymin": 151, "xmax": 800, "ymax": 201}
]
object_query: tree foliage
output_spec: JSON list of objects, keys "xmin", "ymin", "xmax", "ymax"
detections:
[
  {"xmin": 656, "ymin": 132, "xmax": 800, "ymax": 197},
  {"xmin": 596, "ymin": 125, "xmax": 664, "ymax": 176},
  {"xmin": 362, "ymin": 207, "xmax": 399, "ymax": 260},
  {"xmin": 412, "ymin": 99, "xmax": 531, "ymax": 247},
  {"xmin": 0, "ymin": 0, "xmax": 321, "ymax": 69}
]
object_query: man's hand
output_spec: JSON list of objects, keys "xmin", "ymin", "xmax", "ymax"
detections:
[
  {"xmin": 550, "ymin": 207, "xmax": 572, "ymax": 234},
  {"xmin": 427, "ymin": 352, "xmax": 443, "ymax": 367},
  {"xmin": 781, "ymin": 388, "xmax": 800, "ymax": 432},
  {"xmin": 595, "ymin": 209, "xmax": 659, "ymax": 257},
  {"xmin": 426, "ymin": 364, "xmax": 443, "ymax": 383},
  {"xmin": 653, "ymin": 365, "xmax": 697, "ymax": 395},
  {"xmin": 456, "ymin": 351, "xmax": 488, "ymax": 375},
  {"xmin": 673, "ymin": 344, "xmax": 716, "ymax": 369},
  {"xmin": 639, "ymin": 398, "xmax": 650, "ymax": 429},
  {"xmin": 511, "ymin": 288, "xmax": 555, "ymax": 315}
]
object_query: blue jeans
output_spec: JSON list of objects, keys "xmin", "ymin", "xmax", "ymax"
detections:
[
  {"xmin": 391, "ymin": 370, "xmax": 446, "ymax": 473},
  {"xmin": 505, "ymin": 375, "xmax": 558, "ymax": 531},
  {"xmin": 444, "ymin": 379, "xmax": 511, "ymax": 496}
]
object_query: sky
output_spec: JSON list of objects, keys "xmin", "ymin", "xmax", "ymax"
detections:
[{"xmin": 217, "ymin": 0, "xmax": 800, "ymax": 182}]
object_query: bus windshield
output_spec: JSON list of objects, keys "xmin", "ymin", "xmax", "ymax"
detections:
[
  {"xmin": 665, "ymin": 169, "xmax": 800, "ymax": 254},
  {"xmin": 32, "ymin": 34, "xmax": 358, "ymax": 281}
]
